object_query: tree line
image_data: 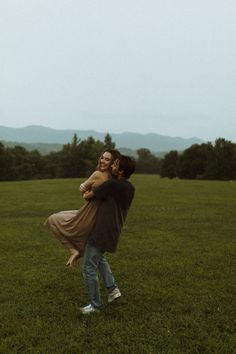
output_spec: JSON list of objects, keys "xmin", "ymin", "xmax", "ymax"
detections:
[
  {"xmin": 0, "ymin": 135, "xmax": 235, "ymax": 181},
  {"xmin": 160, "ymin": 138, "xmax": 236, "ymax": 180}
]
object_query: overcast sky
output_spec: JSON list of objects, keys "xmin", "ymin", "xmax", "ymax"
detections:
[{"xmin": 0, "ymin": 0, "xmax": 235, "ymax": 141}]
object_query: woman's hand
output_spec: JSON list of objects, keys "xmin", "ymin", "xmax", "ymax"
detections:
[
  {"xmin": 79, "ymin": 183, "xmax": 87, "ymax": 193},
  {"xmin": 83, "ymin": 190, "xmax": 94, "ymax": 200}
]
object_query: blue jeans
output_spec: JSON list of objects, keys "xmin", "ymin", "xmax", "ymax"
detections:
[{"xmin": 83, "ymin": 243, "xmax": 117, "ymax": 309}]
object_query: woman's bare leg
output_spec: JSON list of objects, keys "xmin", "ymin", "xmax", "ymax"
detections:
[
  {"xmin": 54, "ymin": 236, "xmax": 80, "ymax": 267},
  {"xmin": 46, "ymin": 215, "xmax": 80, "ymax": 267},
  {"xmin": 66, "ymin": 248, "xmax": 80, "ymax": 267}
]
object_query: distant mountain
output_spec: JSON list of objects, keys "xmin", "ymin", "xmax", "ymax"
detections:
[
  {"xmin": 1, "ymin": 140, "xmax": 63, "ymax": 155},
  {"xmin": 0, "ymin": 125, "xmax": 204, "ymax": 152}
]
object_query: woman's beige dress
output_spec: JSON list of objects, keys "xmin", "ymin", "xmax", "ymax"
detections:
[
  {"xmin": 45, "ymin": 170, "xmax": 110, "ymax": 256},
  {"xmin": 45, "ymin": 199, "xmax": 101, "ymax": 256}
]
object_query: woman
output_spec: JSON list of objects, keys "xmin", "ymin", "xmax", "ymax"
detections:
[{"xmin": 44, "ymin": 149, "xmax": 120, "ymax": 267}]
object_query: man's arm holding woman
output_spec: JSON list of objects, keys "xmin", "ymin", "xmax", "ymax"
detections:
[{"xmin": 83, "ymin": 180, "xmax": 113, "ymax": 201}]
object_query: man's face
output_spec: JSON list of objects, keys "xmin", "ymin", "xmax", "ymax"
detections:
[{"xmin": 111, "ymin": 159, "xmax": 120, "ymax": 176}]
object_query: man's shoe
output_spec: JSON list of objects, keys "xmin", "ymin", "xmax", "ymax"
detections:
[
  {"xmin": 108, "ymin": 287, "xmax": 121, "ymax": 303},
  {"xmin": 80, "ymin": 304, "xmax": 100, "ymax": 315}
]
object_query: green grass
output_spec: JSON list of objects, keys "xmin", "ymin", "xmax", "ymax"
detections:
[{"xmin": 0, "ymin": 175, "xmax": 235, "ymax": 354}]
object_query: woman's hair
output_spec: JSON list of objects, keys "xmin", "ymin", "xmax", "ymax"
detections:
[
  {"xmin": 105, "ymin": 149, "xmax": 121, "ymax": 162},
  {"xmin": 118, "ymin": 155, "xmax": 136, "ymax": 178},
  {"xmin": 97, "ymin": 149, "xmax": 121, "ymax": 171}
]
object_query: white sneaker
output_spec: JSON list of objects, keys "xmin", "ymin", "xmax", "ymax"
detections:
[
  {"xmin": 108, "ymin": 287, "xmax": 121, "ymax": 303},
  {"xmin": 80, "ymin": 304, "xmax": 100, "ymax": 315}
]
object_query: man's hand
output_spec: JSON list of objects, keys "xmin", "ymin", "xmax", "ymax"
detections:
[
  {"xmin": 114, "ymin": 158, "xmax": 120, "ymax": 167},
  {"xmin": 111, "ymin": 158, "xmax": 120, "ymax": 176}
]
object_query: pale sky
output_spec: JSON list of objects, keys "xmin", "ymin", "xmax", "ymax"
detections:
[{"xmin": 0, "ymin": 0, "xmax": 236, "ymax": 141}]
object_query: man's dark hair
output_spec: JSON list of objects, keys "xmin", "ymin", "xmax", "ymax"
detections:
[{"xmin": 119, "ymin": 155, "xmax": 136, "ymax": 179}]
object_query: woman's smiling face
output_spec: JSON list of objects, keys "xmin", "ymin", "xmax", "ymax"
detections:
[{"xmin": 98, "ymin": 151, "xmax": 113, "ymax": 172}]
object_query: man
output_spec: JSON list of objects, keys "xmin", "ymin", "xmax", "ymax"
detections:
[{"xmin": 80, "ymin": 155, "xmax": 136, "ymax": 314}]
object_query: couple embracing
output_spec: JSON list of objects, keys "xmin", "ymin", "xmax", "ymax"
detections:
[{"xmin": 45, "ymin": 150, "xmax": 135, "ymax": 314}]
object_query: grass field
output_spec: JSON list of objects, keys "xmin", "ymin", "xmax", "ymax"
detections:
[{"xmin": 0, "ymin": 175, "xmax": 235, "ymax": 354}]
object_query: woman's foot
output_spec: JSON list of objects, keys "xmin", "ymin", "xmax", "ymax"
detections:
[{"xmin": 66, "ymin": 250, "xmax": 80, "ymax": 267}]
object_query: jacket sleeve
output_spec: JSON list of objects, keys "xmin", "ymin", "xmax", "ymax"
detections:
[{"xmin": 92, "ymin": 180, "xmax": 113, "ymax": 200}]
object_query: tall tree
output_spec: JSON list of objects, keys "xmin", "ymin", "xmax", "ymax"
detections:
[
  {"xmin": 177, "ymin": 144, "xmax": 212, "ymax": 179},
  {"xmin": 160, "ymin": 150, "xmax": 179, "ymax": 178},
  {"xmin": 0, "ymin": 142, "xmax": 7, "ymax": 180},
  {"xmin": 213, "ymin": 138, "xmax": 236, "ymax": 180},
  {"xmin": 136, "ymin": 148, "xmax": 160, "ymax": 174},
  {"xmin": 104, "ymin": 133, "xmax": 116, "ymax": 150}
]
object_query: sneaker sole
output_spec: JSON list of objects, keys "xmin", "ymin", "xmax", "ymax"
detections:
[{"xmin": 108, "ymin": 294, "xmax": 121, "ymax": 303}]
